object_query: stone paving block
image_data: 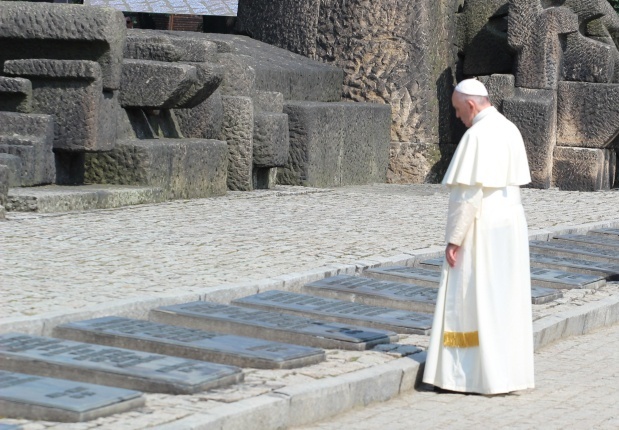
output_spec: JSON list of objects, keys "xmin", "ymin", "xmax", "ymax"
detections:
[
  {"xmin": 150, "ymin": 301, "xmax": 398, "ymax": 350},
  {"xmin": 553, "ymin": 146, "xmax": 613, "ymax": 191},
  {"xmin": 281, "ymin": 101, "xmax": 390, "ymax": 187},
  {"xmin": 457, "ymin": 0, "xmax": 512, "ymax": 76},
  {"xmin": 84, "ymin": 138, "xmax": 228, "ymax": 199},
  {"xmin": 221, "ymin": 95, "xmax": 254, "ymax": 191},
  {"xmin": 0, "ymin": 111, "xmax": 55, "ymax": 186},
  {"xmin": 253, "ymin": 112, "xmax": 289, "ymax": 168},
  {"xmin": 0, "ymin": 77, "xmax": 32, "ymax": 113},
  {"xmin": 503, "ymin": 88, "xmax": 556, "ymax": 189},
  {"xmin": 556, "ymin": 81, "xmax": 619, "ymax": 148},
  {"xmin": 0, "ymin": 2, "xmax": 125, "ymax": 90},
  {"xmin": 174, "ymin": 88, "xmax": 224, "ymax": 140},
  {"xmin": 0, "ymin": 333, "xmax": 243, "ymax": 394},
  {"xmin": 233, "ymin": 290, "xmax": 433, "ymax": 335},
  {"xmin": 0, "ymin": 370, "xmax": 144, "ymax": 422},
  {"xmin": 119, "ymin": 60, "xmax": 198, "ymax": 109},
  {"xmin": 237, "ymin": 0, "xmax": 320, "ymax": 58},
  {"xmin": 55, "ymin": 317, "xmax": 324, "ymax": 370}
]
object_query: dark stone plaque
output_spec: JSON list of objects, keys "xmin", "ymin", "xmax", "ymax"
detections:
[
  {"xmin": 55, "ymin": 317, "xmax": 324, "ymax": 370},
  {"xmin": 530, "ymin": 268, "xmax": 605, "ymax": 289},
  {"xmin": 232, "ymin": 291, "xmax": 433, "ymax": 335},
  {"xmin": 304, "ymin": 275, "xmax": 437, "ymax": 313},
  {"xmin": 530, "ymin": 286, "xmax": 563, "ymax": 304},
  {"xmin": 588, "ymin": 228, "xmax": 619, "ymax": 238},
  {"xmin": 417, "ymin": 258, "xmax": 443, "ymax": 270},
  {"xmin": 0, "ymin": 370, "xmax": 144, "ymax": 422},
  {"xmin": 553, "ymin": 234, "xmax": 619, "ymax": 251},
  {"xmin": 151, "ymin": 302, "xmax": 398, "ymax": 351},
  {"xmin": 530, "ymin": 253, "xmax": 619, "ymax": 280},
  {"xmin": 0, "ymin": 333, "xmax": 243, "ymax": 394},
  {"xmin": 0, "ymin": 424, "xmax": 21, "ymax": 430},
  {"xmin": 529, "ymin": 240, "xmax": 619, "ymax": 263},
  {"xmin": 363, "ymin": 266, "xmax": 441, "ymax": 287}
]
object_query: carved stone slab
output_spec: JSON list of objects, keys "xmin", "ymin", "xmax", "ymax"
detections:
[
  {"xmin": 304, "ymin": 275, "xmax": 437, "ymax": 313},
  {"xmin": 232, "ymin": 291, "xmax": 433, "ymax": 335},
  {"xmin": 530, "ymin": 267, "xmax": 605, "ymax": 290},
  {"xmin": 151, "ymin": 302, "xmax": 398, "ymax": 350},
  {"xmin": 530, "ymin": 253, "xmax": 619, "ymax": 279},
  {"xmin": 0, "ymin": 333, "xmax": 243, "ymax": 394},
  {"xmin": 363, "ymin": 266, "xmax": 441, "ymax": 287},
  {"xmin": 0, "ymin": 370, "xmax": 144, "ymax": 422},
  {"xmin": 529, "ymin": 240, "xmax": 619, "ymax": 264},
  {"xmin": 553, "ymin": 234, "xmax": 619, "ymax": 251},
  {"xmin": 530, "ymin": 286, "xmax": 563, "ymax": 305},
  {"xmin": 55, "ymin": 317, "xmax": 324, "ymax": 370}
]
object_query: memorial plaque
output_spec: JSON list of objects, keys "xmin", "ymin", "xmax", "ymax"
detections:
[
  {"xmin": 55, "ymin": 317, "xmax": 324, "ymax": 370},
  {"xmin": 530, "ymin": 268, "xmax": 605, "ymax": 290},
  {"xmin": 530, "ymin": 286, "xmax": 563, "ymax": 304},
  {"xmin": 529, "ymin": 240, "xmax": 619, "ymax": 264},
  {"xmin": 530, "ymin": 253, "xmax": 619, "ymax": 280},
  {"xmin": 553, "ymin": 234, "xmax": 619, "ymax": 251},
  {"xmin": 588, "ymin": 228, "xmax": 619, "ymax": 238},
  {"xmin": 304, "ymin": 275, "xmax": 438, "ymax": 313},
  {"xmin": 232, "ymin": 291, "xmax": 433, "ymax": 335},
  {"xmin": 363, "ymin": 266, "xmax": 441, "ymax": 287},
  {"xmin": 0, "ymin": 333, "xmax": 243, "ymax": 394},
  {"xmin": 416, "ymin": 258, "xmax": 443, "ymax": 270},
  {"xmin": 0, "ymin": 370, "xmax": 144, "ymax": 422},
  {"xmin": 151, "ymin": 302, "xmax": 398, "ymax": 351}
]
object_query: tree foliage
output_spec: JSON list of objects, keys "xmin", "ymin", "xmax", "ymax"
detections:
[{"xmin": 609, "ymin": 0, "xmax": 619, "ymax": 13}]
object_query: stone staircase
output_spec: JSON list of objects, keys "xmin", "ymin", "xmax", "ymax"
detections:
[{"xmin": 2, "ymin": 228, "xmax": 619, "ymax": 424}]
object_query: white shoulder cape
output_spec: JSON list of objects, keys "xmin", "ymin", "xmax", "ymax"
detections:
[{"xmin": 442, "ymin": 107, "xmax": 531, "ymax": 187}]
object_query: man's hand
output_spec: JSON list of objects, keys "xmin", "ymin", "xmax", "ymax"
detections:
[{"xmin": 445, "ymin": 243, "xmax": 460, "ymax": 268}]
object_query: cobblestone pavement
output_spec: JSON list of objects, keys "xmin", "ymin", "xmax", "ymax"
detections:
[
  {"xmin": 2, "ymin": 184, "xmax": 619, "ymax": 320},
  {"xmin": 297, "ymin": 321, "xmax": 619, "ymax": 430}
]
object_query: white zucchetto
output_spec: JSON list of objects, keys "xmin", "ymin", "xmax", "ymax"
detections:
[{"xmin": 454, "ymin": 79, "xmax": 489, "ymax": 97}]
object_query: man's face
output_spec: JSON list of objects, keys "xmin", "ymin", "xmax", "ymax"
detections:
[{"xmin": 452, "ymin": 92, "xmax": 475, "ymax": 128}]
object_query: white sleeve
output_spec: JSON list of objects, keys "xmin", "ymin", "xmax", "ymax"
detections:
[{"xmin": 445, "ymin": 184, "xmax": 483, "ymax": 246}]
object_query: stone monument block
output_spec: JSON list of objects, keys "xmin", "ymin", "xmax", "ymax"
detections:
[
  {"xmin": 174, "ymin": 89, "xmax": 224, "ymax": 139},
  {"xmin": 124, "ymin": 33, "xmax": 183, "ymax": 63},
  {"xmin": 253, "ymin": 112, "xmax": 289, "ymax": 168},
  {"xmin": 119, "ymin": 60, "xmax": 198, "ymax": 109},
  {"xmin": 254, "ymin": 91, "xmax": 284, "ymax": 114},
  {"xmin": 508, "ymin": 2, "xmax": 578, "ymax": 89},
  {"xmin": 503, "ymin": 88, "xmax": 556, "ymax": 189},
  {"xmin": 0, "ymin": 165, "xmax": 7, "ymax": 219},
  {"xmin": 530, "ymin": 252, "xmax": 619, "ymax": 279},
  {"xmin": 478, "ymin": 74, "xmax": 515, "ymax": 111},
  {"xmin": 3, "ymin": 59, "xmax": 114, "ymax": 153},
  {"xmin": 84, "ymin": 138, "xmax": 229, "ymax": 199},
  {"xmin": 553, "ymin": 233, "xmax": 619, "ymax": 251},
  {"xmin": 281, "ymin": 101, "xmax": 390, "ymax": 187},
  {"xmin": 387, "ymin": 142, "xmax": 457, "ymax": 185},
  {"xmin": 556, "ymin": 81, "xmax": 619, "ymax": 148},
  {"xmin": 552, "ymin": 146, "xmax": 614, "ymax": 191},
  {"xmin": 162, "ymin": 31, "xmax": 220, "ymax": 63},
  {"xmin": 0, "ymin": 370, "xmax": 144, "ymax": 422},
  {"xmin": 203, "ymin": 34, "xmax": 343, "ymax": 102},
  {"xmin": 457, "ymin": 0, "xmax": 513, "ymax": 76},
  {"xmin": 0, "ymin": 3, "xmax": 126, "ymax": 91},
  {"xmin": 0, "ymin": 77, "xmax": 32, "ymax": 113},
  {"xmin": 530, "ymin": 240, "xmax": 619, "ymax": 263},
  {"xmin": 221, "ymin": 95, "xmax": 254, "ymax": 191},
  {"xmin": 363, "ymin": 266, "xmax": 441, "ymax": 287},
  {"xmin": 217, "ymin": 54, "xmax": 256, "ymax": 97},
  {"xmin": 237, "ymin": 0, "xmax": 321, "ymax": 58},
  {"xmin": 175, "ymin": 62, "xmax": 224, "ymax": 109},
  {"xmin": 563, "ymin": 32, "xmax": 615, "ymax": 83},
  {"xmin": 0, "ymin": 111, "xmax": 55, "ymax": 186}
]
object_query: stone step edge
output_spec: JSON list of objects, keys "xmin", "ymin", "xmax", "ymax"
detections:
[
  {"xmin": 3, "ymin": 218, "xmax": 619, "ymax": 337},
  {"xmin": 150, "ymin": 295, "xmax": 619, "ymax": 430}
]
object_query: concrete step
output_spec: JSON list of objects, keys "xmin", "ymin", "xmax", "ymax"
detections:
[
  {"xmin": 7, "ymin": 185, "xmax": 165, "ymax": 213},
  {"xmin": 552, "ymin": 234, "xmax": 619, "ymax": 251}
]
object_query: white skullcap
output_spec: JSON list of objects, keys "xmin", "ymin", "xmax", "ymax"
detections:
[{"xmin": 454, "ymin": 79, "xmax": 489, "ymax": 97}]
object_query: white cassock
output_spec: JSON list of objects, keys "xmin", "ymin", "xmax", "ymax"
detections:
[{"xmin": 422, "ymin": 106, "xmax": 535, "ymax": 394}]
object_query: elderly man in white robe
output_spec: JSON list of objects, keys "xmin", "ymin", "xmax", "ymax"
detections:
[{"xmin": 422, "ymin": 79, "xmax": 535, "ymax": 395}]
